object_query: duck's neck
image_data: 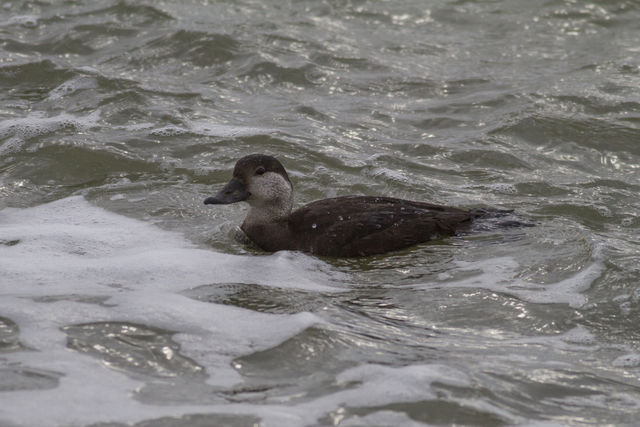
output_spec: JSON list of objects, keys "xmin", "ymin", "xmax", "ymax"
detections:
[
  {"xmin": 241, "ymin": 198, "xmax": 295, "ymax": 253},
  {"xmin": 244, "ymin": 197, "xmax": 293, "ymax": 227}
]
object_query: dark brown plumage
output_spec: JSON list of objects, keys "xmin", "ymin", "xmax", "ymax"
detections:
[{"xmin": 283, "ymin": 196, "xmax": 477, "ymax": 257}]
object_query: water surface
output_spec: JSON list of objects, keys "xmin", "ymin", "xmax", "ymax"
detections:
[{"xmin": 1, "ymin": 0, "xmax": 640, "ymax": 426}]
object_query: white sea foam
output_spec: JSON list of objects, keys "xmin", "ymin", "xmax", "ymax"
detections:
[
  {"xmin": 0, "ymin": 196, "xmax": 345, "ymax": 295},
  {"xmin": 0, "ymin": 111, "xmax": 100, "ymax": 154},
  {"xmin": 5, "ymin": 15, "xmax": 39, "ymax": 27},
  {"xmin": 0, "ymin": 196, "xmax": 345, "ymax": 426},
  {"xmin": 147, "ymin": 120, "xmax": 271, "ymax": 138},
  {"xmin": 267, "ymin": 363, "xmax": 479, "ymax": 426},
  {"xmin": 419, "ymin": 251, "xmax": 603, "ymax": 308},
  {"xmin": 612, "ymin": 353, "xmax": 640, "ymax": 368},
  {"xmin": 47, "ymin": 76, "xmax": 98, "ymax": 100},
  {"xmin": 338, "ymin": 411, "xmax": 428, "ymax": 427},
  {"xmin": 367, "ymin": 166, "xmax": 411, "ymax": 183},
  {"xmin": 332, "ymin": 363, "xmax": 470, "ymax": 405},
  {"xmin": 504, "ymin": 325, "xmax": 597, "ymax": 351}
]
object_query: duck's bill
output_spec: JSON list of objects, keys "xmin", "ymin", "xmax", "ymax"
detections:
[{"xmin": 204, "ymin": 178, "xmax": 249, "ymax": 205}]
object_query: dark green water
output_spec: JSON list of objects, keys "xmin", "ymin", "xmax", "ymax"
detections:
[{"xmin": 1, "ymin": 1, "xmax": 640, "ymax": 426}]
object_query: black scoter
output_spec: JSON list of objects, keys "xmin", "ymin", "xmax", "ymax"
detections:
[{"xmin": 204, "ymin": 154, "xmax": 498, "ymax": 257}]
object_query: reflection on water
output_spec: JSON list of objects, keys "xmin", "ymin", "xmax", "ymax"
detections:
[{"xmin": 64, "ymin": 322, "xmax": 206, "ymax": 379}]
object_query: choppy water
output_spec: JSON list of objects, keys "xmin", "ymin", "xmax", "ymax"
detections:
[{"xmin": 1, "ymin": 0, "xmax": 640, "ymax": 426}]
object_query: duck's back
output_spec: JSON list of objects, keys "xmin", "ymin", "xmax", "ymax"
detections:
[{"xmin": 287, "ymin": 196, "xmax": 477, "ymax": 257}]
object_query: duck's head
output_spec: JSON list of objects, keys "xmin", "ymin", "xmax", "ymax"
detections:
[{"xmin": 204, "ymin": 154, "xmax": 293, "ymax": 216}]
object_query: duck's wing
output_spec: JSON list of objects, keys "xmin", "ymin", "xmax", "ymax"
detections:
[{"xmin": 288, "ymin": 196, "xmax": 474, "ymax": 257}]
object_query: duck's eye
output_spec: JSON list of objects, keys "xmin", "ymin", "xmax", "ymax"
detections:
[{"xmin": 255, "ymin": 167, "xmax": 266, "ymax": 175}]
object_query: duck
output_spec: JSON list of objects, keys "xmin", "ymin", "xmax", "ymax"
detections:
[{"xmin": 204, "ymin": 154, "xmax": 496, "ymax": 257}]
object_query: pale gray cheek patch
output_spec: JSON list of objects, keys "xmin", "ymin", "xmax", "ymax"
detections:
[{"xmin": 248, "ymin": 172, "xmax": 292, "ymax": 204}]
